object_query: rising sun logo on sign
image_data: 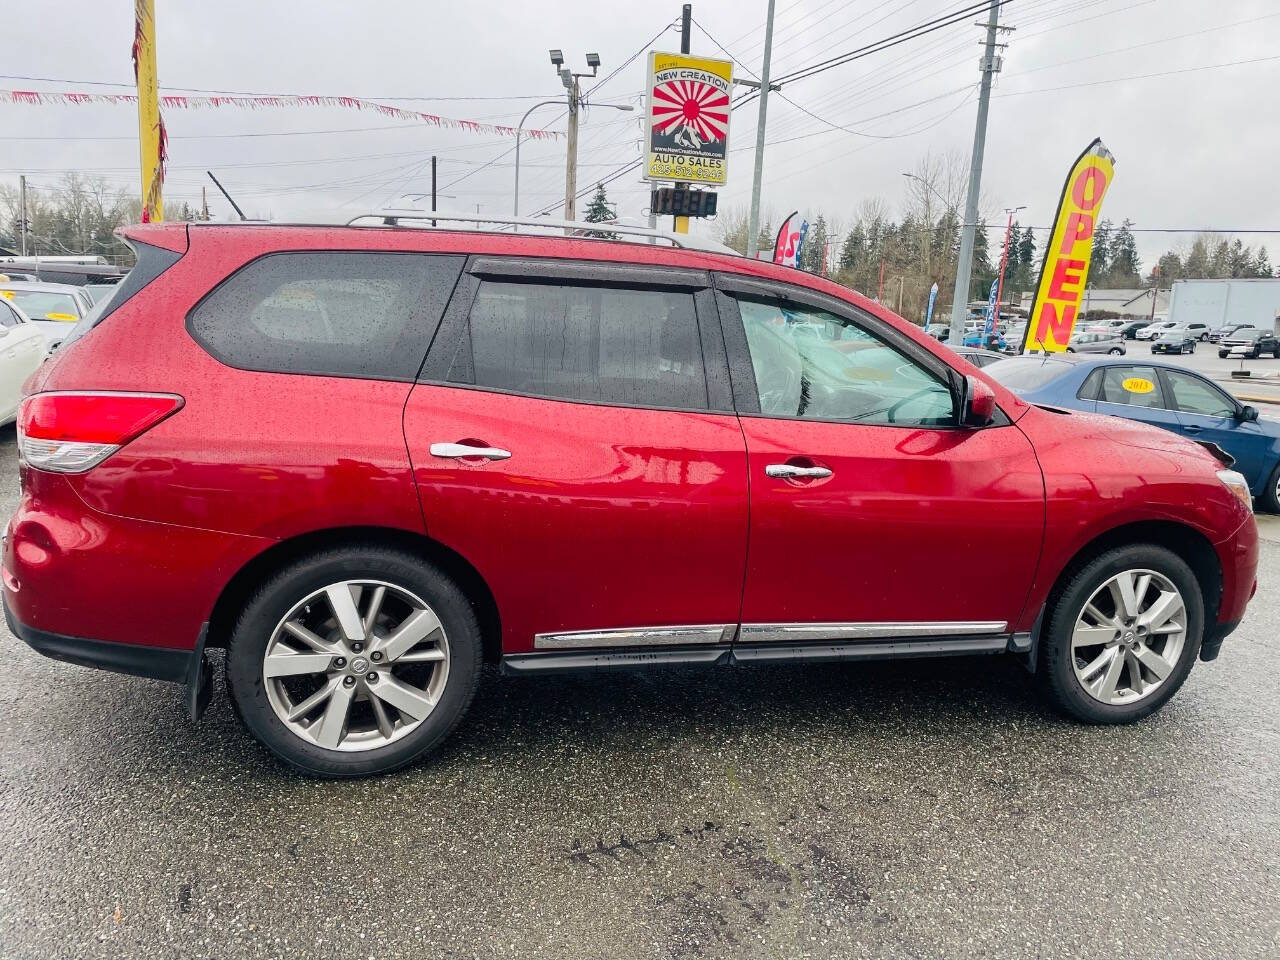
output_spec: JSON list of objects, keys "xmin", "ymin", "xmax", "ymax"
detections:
[{"xmin": 650, "ymin": 78, "xmax": 730, "ymax": 148}]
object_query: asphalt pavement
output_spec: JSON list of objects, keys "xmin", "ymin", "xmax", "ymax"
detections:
[{"xmin": 0, "ymin": 426, "xmax": 1276, "ymax": 960}]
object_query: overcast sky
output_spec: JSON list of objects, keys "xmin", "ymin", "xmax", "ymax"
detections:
[{"xmin": 2, "ymin": 0, "xmax": 1277, "ymax": 267}]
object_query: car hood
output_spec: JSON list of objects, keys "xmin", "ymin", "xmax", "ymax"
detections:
[{"xmin": 1022, "ymin": 403, "xmax": 1222, "ymax": 466}]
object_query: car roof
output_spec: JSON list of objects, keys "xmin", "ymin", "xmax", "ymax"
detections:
[{"xmin": 0, "ymin": 280, "xmax": 86, "ymax": 294}]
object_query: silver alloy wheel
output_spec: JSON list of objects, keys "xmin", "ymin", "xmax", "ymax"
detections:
[
  {"xmin": 1071, "ymin": 568, "xmax": 1187, "ymax": 706},
  {"xmin": 262, "ymin": 580, "xmax": 450, "ymax": 751}
]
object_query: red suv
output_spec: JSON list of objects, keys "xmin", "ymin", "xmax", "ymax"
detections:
[{"xmin": 4, "ymin": 220, "xmax": 1258, "ymax": 777}]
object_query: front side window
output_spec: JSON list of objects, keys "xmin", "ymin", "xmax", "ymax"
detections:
[
  {"xmin": 189, "ymin": 252, "xmax": 463, "ymax": 380},
  {"xmin": 450, "ymin": 280, "xmax": 707, "ymax": 410},
  {"xmin": 736, "ymin": 297, "xmax": 953, "ymax": 426},
  {"xmin": 1164, "ymin": 371, "xmax": 1236, "ymax": 418},
  {"xmin": 1098, "ymin": 365, "xmax": 1167, "ymax": 409}
]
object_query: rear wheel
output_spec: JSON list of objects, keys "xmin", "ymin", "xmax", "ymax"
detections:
[
  {"xmin": 1108, "ymin": 348, "xmax": 1123, "ymax": 355},
  {"xmin": 1038, "ymin": 545, "xmax": 1202, "ymax": 724},
  {"xmin": 226, "ymin": 547, "xmax": 482, "ymax": 777}
]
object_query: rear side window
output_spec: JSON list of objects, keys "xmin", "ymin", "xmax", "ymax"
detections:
[
  {"xmin": 1098, "ymin": 365, "xmax": 1166, "ymax": 409},
  {"xmin": 448, "ymin": 279, "xmax": 708, "ymax": 410},
  {"xmin": 189, "ymin": 252, "xmax": 463, "ymax": 380}
]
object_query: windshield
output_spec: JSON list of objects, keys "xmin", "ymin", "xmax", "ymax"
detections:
[
  {"xmin": 984, "ymin": 357, "xmax": 1074, "ymax": 392},
  {"xmin": 1236, "ymin": 329, "xmax": 1265, "ymax": 341},
  {"xmin": 0, "ymin": 289, "xmax": 81, "ymax": 321}
]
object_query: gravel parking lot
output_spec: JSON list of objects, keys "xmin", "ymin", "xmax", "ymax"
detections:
[{"xmin": 0, "ymin": 425, "xmax": 1276, "ymax": 960}]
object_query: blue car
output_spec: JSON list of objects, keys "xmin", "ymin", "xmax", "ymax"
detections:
[
  {"xmin": 985, "ymin": 354, "xmax": 1280, "ymax": 511},
  {"xmin": 963, "ymin": 330, "xmax": 1007, "ymax": 350}
]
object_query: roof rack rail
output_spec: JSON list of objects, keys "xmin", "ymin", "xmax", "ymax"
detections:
[{"xmin": 345, "ymin": 211, "xmax": 739, "ymax": 256}]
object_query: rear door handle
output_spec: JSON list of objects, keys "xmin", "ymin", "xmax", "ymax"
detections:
[
  {"xmin": 765, "ymin": 464, "xmax": 832, "ymax": 479},
  {"xmin": 1182, "ymin": 425, "xmax": 1202, "ymax": 434},
  {"xmin": 429, "ymin": 442, "xmax": 511, "ymax": 461}
]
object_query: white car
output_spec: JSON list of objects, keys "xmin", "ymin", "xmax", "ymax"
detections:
[
  {"xmin": 0, "ymin": 297, "xmax": 51, "ymax": 424},
  {"xmin": 0, "ymin": 280, "xmax": 92, "ymax": 350},
  {"xmin": 1134, "ymin": 320, "xmax": 1177, "ymax": 341}
]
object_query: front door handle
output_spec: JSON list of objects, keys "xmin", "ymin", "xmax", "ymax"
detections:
[
  {"xmin": 1182, "ymin": 425, "xmax": 1202, "ymax": 434},
  {"xmin": 765, "ymin": 463, "xmax": 832, "ymax": 479},
  {"xmin": 429, "ymin": 442, "xmax": 512, "ymax": 461}
]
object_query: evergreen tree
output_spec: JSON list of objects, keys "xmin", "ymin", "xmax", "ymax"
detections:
[
  {"xmin": 801, "ymin": 215, "xmax": 829, "ymax": 275},
  {"xmin": 838, "ymin": 224, "xmax": 865, "ymax": 273},
  {"xmin": 1154, "ymin": 251, "xmax": 1183, "ymax": 285},
  {"xmin": 582, "ymin": 183, "xmax": 618, "ymax": 239},
  {"xmin": 1016, "ymin": 225, "xmax": 1037, "ymax": 292},
  {"xmin": 1183, "ymin": 237, "xmax": 1211, "ymax": 278},
  {"xmin": 1089, "ymin": 218, "xmax": 1113, "ymax": 285},
  {"xmin": 1254, "ymin": 246, "xmax": 1273, "ymax": 278},
  {"xmin": 757, "ymin": 222, "xmax": 774, "ymax": 257},
  {"xmin": 1109, "ymin": 219, "xmax": 1141, "ymax": 283},
  {"xmin": 970, "ymin": 220, "xmax": 994, "ymax": 303}
]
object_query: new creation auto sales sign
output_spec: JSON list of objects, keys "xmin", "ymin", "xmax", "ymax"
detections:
[{"xmin": 645, "ymin": 52, "xmax": 733, "ymax": 185}]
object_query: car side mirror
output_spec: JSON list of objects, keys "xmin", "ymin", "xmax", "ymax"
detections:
[
  {"xmin": 961, "ymin": 374, "xmax": 996, "ymax": 427},
  {"xmin": 1238, "ymin": 405, "xmax": 1259, "ymax": 423}
]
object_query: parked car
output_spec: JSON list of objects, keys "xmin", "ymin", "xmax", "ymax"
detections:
[
  {"xmin": 963, "ymin": 329, "xmax": 1007, "ymax": 350},
  {"xmin": 0, "ymin": 280, "xmax": 91, "ymax": 348},
  {"xmin": 1168, "ymin": 322, "xmax": 1211, "ymax": 342},
  {"xmin": 1084, "ymin": 319, "xmax": 1128, "ymax": 335},
  {"xmin": 1218, "ymin": 327, "xmax": 1280, "ymax": 359},
  {"xmin": 1135, "ymin": 320, "xmax": 1177, "ymax": 341},
  {"xmin": 950, "ymin": 346, "xmax": 1007, "ymax": 369},
  {"xmin": 926, "ymin": 325, "xmax": 951, "ymax": 342},
  {"xmin": 83, "ymin": 281, "xmax": 123, "ymax": 304},
  {"xmin": 0, "ymin": 297, "xmax": 49, "ymax": 423},
  {"xmin": 1151, "ymin": 331, "xmax": 1197, "ymax": 355},
  {"xmin": 1121, "ymin": 319, "xmax": 1152, "ymax": 339},
  {"xmin": 1209, "ymin": 324, "xmax": 1255, "ymax": 343},
  {"xmin": 1066, "ymin": 331, "xmax": 1126, "ymax": 355},
  {"xmin": 986, "ymin": 354, "xmax": 1280, "ymax": 514},
  {"xmin": 6, "ymin": 220, "xmax": 1258, "ymax": 777}
]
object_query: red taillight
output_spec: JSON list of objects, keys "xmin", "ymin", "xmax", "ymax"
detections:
[{"xmin": 17, "ymin": 392, "xmax": 183, "ymax": 473}]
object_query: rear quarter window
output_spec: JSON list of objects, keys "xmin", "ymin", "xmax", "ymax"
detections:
[{"xmin": 188, "ymin": 252, "xmax": 464, "ymax": 380}]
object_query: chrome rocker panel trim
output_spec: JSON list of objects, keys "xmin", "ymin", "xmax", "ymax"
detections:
[
  {"xmin": 737, "ymin": 621, "xmax": 1008, "ymax": 644},
  {"xmin": 534, "ymin": 624, "xmax": 737, "ymax": 651}
]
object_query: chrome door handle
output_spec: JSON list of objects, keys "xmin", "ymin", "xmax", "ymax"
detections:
[
  {"xmin": 1182, "ymin": 425, "xmax": 1202, "ymax": 434},
  {"xmin": 429, "ymin": 442, "xmax": 511, "ymax": 461},
  {"xmin": 765, "ymin": 464, "xmax": 832, "ymax": 479}
]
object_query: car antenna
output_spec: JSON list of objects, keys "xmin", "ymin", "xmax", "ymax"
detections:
[{"xmin": 206, "ymin": 171, "xmax": 247, "ymax": 221}]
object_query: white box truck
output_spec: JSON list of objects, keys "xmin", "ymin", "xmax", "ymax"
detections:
[{"xmin": 1167, "ymin": 278, "xmax": 1280, "ymax": 335}]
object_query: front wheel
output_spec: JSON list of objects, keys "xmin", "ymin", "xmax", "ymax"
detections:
[
  {"xmin": 1188, "ymin": 342, "xmax": 1196, "ymax": 353},
  {"xmin": 1219, "ymin": 351, "xmax": 1229, "ymax": 359},
  {"xmin": 1262, "ymin": 463, "xmax": 1280, "ymax": 514},
  {"xmin": 1108, "ymin": 348, "xmax": 1123, "ymax": 355},
  {"xmin": 1038, "ymin": 544, "xmax": 1202, "ymax": 724},
  {"xmin": 226, "ymin": 546, "xmax": 483, "ymax": 777}
]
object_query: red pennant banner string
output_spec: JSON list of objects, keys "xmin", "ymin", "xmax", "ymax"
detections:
[{"xmin": 0, "ymin": 89, "xmax": 564, "ymax": 140}]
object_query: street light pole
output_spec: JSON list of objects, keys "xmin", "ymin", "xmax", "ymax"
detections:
[{"xmin": 514, "ymin": 100, "xmax": 563, "ymax": 216}]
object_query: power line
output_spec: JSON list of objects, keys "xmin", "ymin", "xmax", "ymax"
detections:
[
  {"xmin": 769, "ymin": 0, "xmax": 1013, "ymax": 88},
  {"xmin": 996, "ymin": 53, "xmax": 1280, "ymax": 97}
]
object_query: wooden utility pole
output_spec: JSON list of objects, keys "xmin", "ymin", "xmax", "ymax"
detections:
[{"xmin": 135, "ymin": 0, "xmax": 163, "ymax": 221}]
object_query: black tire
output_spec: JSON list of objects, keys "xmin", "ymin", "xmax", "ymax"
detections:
[
  {"xmin": 1252, "ymin": 348, "xmax": 1261, "ymax": 359},
  {"xmin": 1038, "ymin": 544, "xmax": 1203, "ymax": 724},
  {"xmin": 1188, "ymin": 341, "xmax": 1195, "ymax": 353},
  {"xmin": 1262, "ymin": 462, "xmax": 1280, "ymax": 514},
  {"xmin": 1273, "ymin": 346, "xmax": 1280, "ymax": 359},
  {"xmin": 1108, "ymin": 348, "xmax": 1123, "ymax": 355},
  {"xmin": 226, "ymin": 546, "xmax": 482, "ymax": 777},
  {"xmin": 1219, "ymin": 351, "xmax": 1229, "ymax": 359}
]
